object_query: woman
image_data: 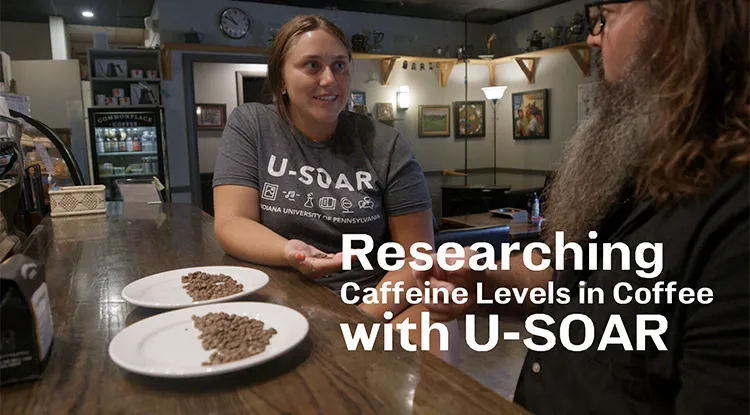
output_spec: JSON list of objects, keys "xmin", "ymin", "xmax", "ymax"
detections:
[{"xmin": 212, "ymin": 15, "xmax": 458, "ymax": 364}]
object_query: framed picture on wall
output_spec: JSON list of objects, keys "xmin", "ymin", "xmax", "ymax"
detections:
[
  {"xmin": 418, "ymin": 105, "xmax": 450, "ymax": 137},
  {"xmin": 196, "ymin": 103, "xmax": 227, "ymax": 130},
  {"xmin": 512, "ymin": 89, "xmax": 549, "ymax": 139},
  {"xmin": 350, "ymin": 91, "xmax": 366, "ymax": 106},
  {"xmin": 454, "ymin": 101, "xmax": 486, "ymax": 138}
]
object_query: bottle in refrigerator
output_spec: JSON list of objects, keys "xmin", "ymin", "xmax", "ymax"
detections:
[
  {"xmin": 118, "ymin": 129, "xmax": 127, "ymax": 152},
  {"xmin": 126, "ymin": 132, "xmax": 134, "ymax": 152},
  {"xmin": 133, "ymin": 129, "xmax": 142, "ymax": 152},
  {"xmin": 144, "ymin": 131, "xmax": 153, "ymax": 152},
  {"xmin": 96, "ymin": 131, "xmax": 105, "ymax": 153},
  {"xmin": 103, "ymin": 130, "xmax": 110, "ymax": 152}
]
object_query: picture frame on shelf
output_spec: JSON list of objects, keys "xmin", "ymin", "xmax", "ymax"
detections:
[
  {"xmin": 454, "ymin": 101, "xmax": 486, "ymax": 138},
  {"xmin": 130, "ymin": 83, "xmax": 160, "ymax": 105},
  {"xmin": 418, "ymin": 105, "xmax": 450, "ymax": 137},
  {"xmin": 196, "ymin": 103, "xmax": 227, "ymax": 130},
  {"xmin": 512, "ymin": 89, "xmax": 550, "ymax": 139},
  {"xmin": 93, "ymin": 59, "xmax": 128, "ymax": 78}
]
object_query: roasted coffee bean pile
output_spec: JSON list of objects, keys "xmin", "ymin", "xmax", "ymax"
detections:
[
  {"xmin": 182, "ymin": 271, "xmax": 244, "ymax": 302},
  {"xmin": 192, "ymin": 312, "xmax": 277, "ymax": 366}
]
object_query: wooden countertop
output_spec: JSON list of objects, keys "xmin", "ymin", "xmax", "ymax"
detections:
[{"xmin": 2, "ymin": 203, "xmax": 529, "ymax": 415}]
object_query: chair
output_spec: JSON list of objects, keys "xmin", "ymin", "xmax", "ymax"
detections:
[{"xmin": 434, "ymin": 225, "xmax": 511, "ymax": 261}]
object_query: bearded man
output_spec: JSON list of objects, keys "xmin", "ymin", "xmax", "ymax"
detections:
[{"xmin": 418, "ymin": 1, "xmax": 748, "ymax": 413}]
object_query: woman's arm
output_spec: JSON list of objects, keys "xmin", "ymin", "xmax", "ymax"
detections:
[
  {"xmin": 358, "ymin": 209, "xmax": 435, "ymax": 319},
  {"xmin": 214, "ymin": 185, "xmax": 289, "ymax": 265},
  {"xmin": 214, "ymin": 185, "xmax": 346, "ymax": 275}
]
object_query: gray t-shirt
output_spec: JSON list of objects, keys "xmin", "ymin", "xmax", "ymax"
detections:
[{"xmin": 213, "ymin": 103, "xmax": 432, "ymax": 292}]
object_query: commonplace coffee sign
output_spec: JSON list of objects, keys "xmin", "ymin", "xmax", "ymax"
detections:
[{"xmin": 94, "ymin": 112, "xmax": 154, "ymax": 128}]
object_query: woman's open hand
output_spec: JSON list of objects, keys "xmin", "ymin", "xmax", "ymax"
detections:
[{"xmin": 284, "ymin": 239, "xmax": 343, "ymax": 278}]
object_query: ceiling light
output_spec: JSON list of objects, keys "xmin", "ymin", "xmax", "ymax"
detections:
[{"xmin": 82, "ymin": 11, "xmax": 94, "ymax": 18}]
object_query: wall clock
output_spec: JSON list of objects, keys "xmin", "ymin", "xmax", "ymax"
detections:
[{"xmin": 219, "ymin": 7, "xmax": 250, "ymax": 39}]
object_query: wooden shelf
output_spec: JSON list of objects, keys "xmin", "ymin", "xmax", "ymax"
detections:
[
  {"xmin": 488, "ymin": 42, "xmax": 589, "ymax": 63},
  {"xmin": 352, "ymin": 53, "xmax": 456, "ymax": 64},
  {"xmin": 160, "ymin": 41, "xmax": 591, "ymax": 86},
  {"xmin": 460, "ymin": 42, "xmax": 591, "ymax": 84}
]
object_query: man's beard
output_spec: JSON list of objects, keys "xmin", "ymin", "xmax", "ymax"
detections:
[{"xmin": 542, "ymin": 52, "xmax": 654, "ymax": 248}]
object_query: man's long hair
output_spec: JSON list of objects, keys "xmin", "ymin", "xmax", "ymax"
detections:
[{"xmin": 638, "ymin": 0, "xmax": 749, "ymax": 204}]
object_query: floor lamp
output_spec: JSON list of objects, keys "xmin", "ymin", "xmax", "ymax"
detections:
[{"xmin": 482, "ymin": 86, "xmax": 508, "ymax": 186}]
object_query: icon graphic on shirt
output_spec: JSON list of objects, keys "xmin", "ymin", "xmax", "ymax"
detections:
[
  {"xmin": 261, "ymin": 183, "xmax": 279, "ymax": 201},
  {"xmin": 319, "ymin": 197, "xmax": 336, "ymax": 210},
  {"xmin": 358, "ymin": 196, "xmax": 375, "ymax": 210},
  {"xmin": 304, "ymin": 193, "xmax": 314, "ymax": 208},
  {"xmin": 341, "ymin": 197, "xmax": 354, "ymax": 213},
  {"xmin": 283, "ymin": 190, "xmax": 299, "ymax": 201}
]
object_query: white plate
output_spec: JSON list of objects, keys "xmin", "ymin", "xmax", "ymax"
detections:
[
  {"xmin": 109, "ymin": 302, "xmax": 309, "ymax": 378},
  {"xmin": 121, "ymin": 266, "xmax": 270, "ymax": 309}
]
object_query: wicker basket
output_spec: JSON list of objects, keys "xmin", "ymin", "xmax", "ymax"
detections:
[{"xmin": 49, "ymin": 185, "xmax": 107, "ymax": 217}]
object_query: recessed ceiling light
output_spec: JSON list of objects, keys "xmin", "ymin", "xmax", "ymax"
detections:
[{"xmin": 82, "ymin": 11, "xmax": 94, "ymax": 18}]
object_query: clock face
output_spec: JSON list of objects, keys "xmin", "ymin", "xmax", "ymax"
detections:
[{"xmin": 219, "ymin": 7, "xmax": 250, "ymax": 39}]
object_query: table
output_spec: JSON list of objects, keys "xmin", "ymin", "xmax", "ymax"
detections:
[
  {"xmin": 2, "ymin": 203, "xmax": 529, "ymax": 415},
  {"xmin": 441, "ymin": 213, "xmax": 543, "ymax": 241}
]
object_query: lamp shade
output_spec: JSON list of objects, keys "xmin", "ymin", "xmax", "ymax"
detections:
[
  {"xmin": 482, "ymin": 86, "xmax": 507, "ymax": 100},
  {"xmin": 397, "ymin": 86, "xmax": 410, "ymax": 110}
]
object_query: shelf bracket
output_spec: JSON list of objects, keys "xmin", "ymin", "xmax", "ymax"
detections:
[
  {"xmin": 380, "ymin": 57, "xmax": 398, "ymax": 86},
  {"xmin": 515, "ymin": 58, "xmax": 537, "ymax": 84},
  {"xmin": 488, "ymin": 64, "xmax": 497, "ymax": 86},
  {"xmin": 439, "ymin": 61, "xmax": 456, "ymax": 87},
  {"xmin": 568, "ymin": 45, "xmax": 591, "ymax": 77}
]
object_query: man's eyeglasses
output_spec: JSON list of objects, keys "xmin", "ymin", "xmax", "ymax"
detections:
[{"xmin": 584, "ymin": 1, "xmax": 633, "ymax": 36}]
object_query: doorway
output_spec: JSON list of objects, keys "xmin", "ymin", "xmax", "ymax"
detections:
[{"xmin": 183, "ymin": 55, "xmax": 268, "ymax": 214}]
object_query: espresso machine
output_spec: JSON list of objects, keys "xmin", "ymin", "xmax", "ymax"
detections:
[{"xmin": 0, "ymin": 110, "xmax": 24, "ymax": 261}]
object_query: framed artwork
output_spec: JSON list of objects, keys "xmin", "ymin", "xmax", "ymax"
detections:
[
  {"xmin": 512, "ymin": 89, "xmax": 549, "ymax": 139},
  {"xmin": 196, "ymin": 103, "xmax": 227, "ymax": 130},
  {"xmin": 454, "ymin": 101, "xmax": 486, "ymax": 138},
  {"xmin": 418, "ymin": 105, "xmax": 450, "ymax": 137},
  {"xmin": 375, "ymin": 102, "xmax": 394, "ymax": 120},
  {"xmin": 351, "ymin": 91, "xmax": 366, "ymax": 106}
]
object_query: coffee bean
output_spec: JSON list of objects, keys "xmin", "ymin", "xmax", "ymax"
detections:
[
  {"xmin": 182, "ymin": 272, "xmax": 244, "ymax": 302},
  {"xmin": 192, "ymin": 312, "xmax": 277, "ymax": 366}
]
